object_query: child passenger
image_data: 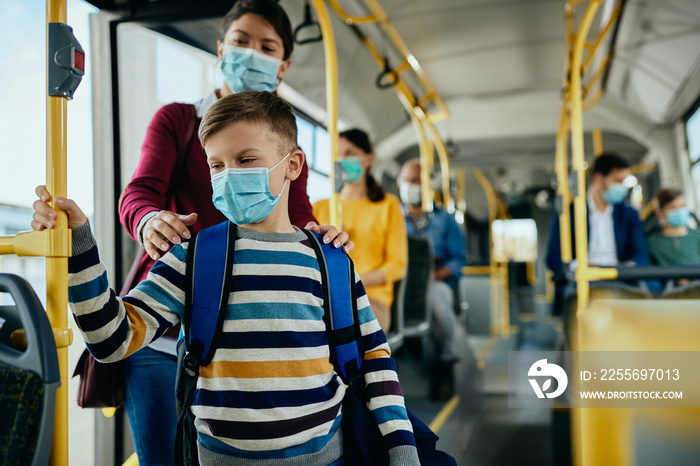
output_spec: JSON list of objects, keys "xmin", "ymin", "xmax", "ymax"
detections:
[{"xmin": 33, "ymin": 91, "xmax": 420, "ymax": 465}]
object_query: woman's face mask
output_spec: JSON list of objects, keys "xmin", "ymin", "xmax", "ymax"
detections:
[
  {"xmin": 602, "ymin": 183, "xmax": 628, "ymax": 205},
  {"xmin": 211, "ymin": 152, "xmax": 290, "ymax": 225},
  {"xmin": 338, "ymin": 157, "xmax": 364, "ymax": 184},
  {"xmin": 666, "ymin": 207, "xmax": 690, "ymax": 228},
  {"xmin": 221, "ymin": 44, "xmax": 281, "ymax": 93}
]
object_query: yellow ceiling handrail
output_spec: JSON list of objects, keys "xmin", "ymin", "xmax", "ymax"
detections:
[
  {"xmin": 326, "ymin": 0, "xmax": 449, "ymax": 123},
  {"xmin": 582, "ymin": 3, "xmax": 623, "ymax": 73}
]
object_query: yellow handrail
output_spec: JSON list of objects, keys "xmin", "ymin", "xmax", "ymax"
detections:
[
  {"xmin": 326, "ymin": 0, "xmax": 449, "ymax": 123},
  {"xmin": 324, "ymin": 0, "xmax": 452, "ymax": 206},
  {"xmin": 570, "ymin": 0, "xmax": 602, "ymax": 315},
  {"xmin": 409, "ymin": 110, "xmax": 435, "ymax": 212},
  {"xmin": 424, "ymin": 119, "xmax": 453, "ymax": 209},
  {"xmin": 472, "ymin": 169, "xmax": 511, "ymax": 338},
  {"xmin": 456, "ymin": 167, "xmax": 466, "ymax": 213},
  {"xmin": 592, "ymin": 127, "xmax": 603, "ymax": 157},
  {"xmin": 47, "ymin": 1, "xmax": 71, "ymax": 464},
  {"xmin": 581, "ymin": 3, "xmax": 623, "ymax": 73},
  {"xmin": 309, "ymin": 0, "xmax": 340, "ymax": 229},
  {"xmin": 555, "ymin": 107, "xmax": 573, "ymax": 264}
]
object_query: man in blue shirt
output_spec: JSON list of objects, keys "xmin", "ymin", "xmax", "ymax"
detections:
[
  {"xmin": 399, "ymin": 159, "xmax": 467, "ymax": 400},
  {"xmin": 546, "ymin": 153, "xmax": 652, "ymax": 314}
]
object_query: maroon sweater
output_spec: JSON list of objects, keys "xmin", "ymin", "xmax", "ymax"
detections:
[{"xmin": 119, "ymin": 102, "xmax": 317, "ymax": 286}]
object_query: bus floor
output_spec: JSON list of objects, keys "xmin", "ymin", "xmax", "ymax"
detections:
[{"xmin": 394, "ymin": 323, "xmax": 557, "ymax": 465}]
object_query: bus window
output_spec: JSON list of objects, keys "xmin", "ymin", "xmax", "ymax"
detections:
[
  {"xmin": 295, "ymin": 114, "xmax": 332, "ymax": 203},
  {"xmin": 492, "ymin": 219, "xmax": 538, "ymax": 263},
  {"xmin": 116, "ymin": 23, "xmax": 218, "ymax": 183}
]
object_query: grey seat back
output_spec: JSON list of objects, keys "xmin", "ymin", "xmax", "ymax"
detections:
[
  {"xmin": 0, "ymin": 273, "xmax": 59, "ymax": 466},
  {"xmin": 403, "ymin": 235, "xmax": 433, "ymax": 336}
]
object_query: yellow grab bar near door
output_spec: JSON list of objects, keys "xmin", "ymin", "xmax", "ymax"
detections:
[{"xmin": 0, "ymin": 0, "xmax": 75, "ymax": 464}]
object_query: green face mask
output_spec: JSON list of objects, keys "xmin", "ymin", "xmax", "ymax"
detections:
[{"xmin": 339, "ymin": 157, "xmax": 364, "ymax": 184}]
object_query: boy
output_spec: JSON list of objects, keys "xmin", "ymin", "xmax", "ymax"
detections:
[{"xmin": 33, "ymin": 91, "xmax": 420, "ymax": 465}]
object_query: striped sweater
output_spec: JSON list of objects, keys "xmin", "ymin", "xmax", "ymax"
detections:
[{"xmin": 68, "ymin": 223, "xmax": 419, "ymax": 464}]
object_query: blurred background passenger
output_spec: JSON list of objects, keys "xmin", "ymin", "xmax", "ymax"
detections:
[
  {"xmin": 398, "ymin": 159, "xmax": 466, "ymax": 400},
  {"xmin": 546, "ymin": 153, "xmax": 651, "ymax": 314},
  {"xmin": 547, "ymin": 153, "xmax": 650, "ymax": 272},
  {"xmin": 313, "ymin": 129, "xmax": 407, "ymax": 333},
  {"xmin": 647, "ymin": 188, "xmax": 700, "ymax": 266}
]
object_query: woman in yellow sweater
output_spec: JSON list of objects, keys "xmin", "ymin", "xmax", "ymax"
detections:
[{"xmin": 313, "ymin": 129, "xmax": 407, "ymax": 333}]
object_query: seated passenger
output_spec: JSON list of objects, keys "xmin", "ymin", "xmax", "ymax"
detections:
[
  {"xmin": 646, "ymin": 188, "xmax": 700, "ymax": 266},
  {"xmin": 546, "ymin": 153, "xmax": 651, "ymax": 311},
  {"xmin": 398, "ymin": 159, "xmax": 467, "ymax": 401},
  {"xmin": 313, "ymin": 129, "xmax": 408, "ymax": 334},
  {"xmin": 32, "ymin": 91, "xmax": 420, "ymax": 465}
]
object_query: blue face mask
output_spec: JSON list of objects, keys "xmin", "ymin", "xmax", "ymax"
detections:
[
  {"xmin": 221, "ymin": 44, "xmax": 281, "ymax": 93},
  {"xmin": 339, "ymin": 157, "xmax": 364, "ymax": 184},
  {"xmin": 211, "ymin": 152, "xmax": 290, "ymax": 224},
  {"xmin": 667, "ymin": 207, "xmax": 690, "ymax": 227},
  {"xmin": 602, "ymin": 183, "xmax": 628, "ymax": 204}
]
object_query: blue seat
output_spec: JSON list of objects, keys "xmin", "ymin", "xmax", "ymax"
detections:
[{"xmin": 0, "ymin": 274, "xmax": 60, "ymax": 466}]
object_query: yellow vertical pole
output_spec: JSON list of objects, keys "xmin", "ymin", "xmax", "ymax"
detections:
[
  {"xmin": 570, "ymin": 0, "xmax": 600, "ymax": 316},
  {"xmin": 556, "ymin": 108, "xmax": 573, "ymax": 264},
  {"xmin": 473, "ymin": 169, "xmax": 501, "ymax": 335},
  {"xmin": 592, "ymin": 128, "xmax": 603, "ymax": 156},
  {"xmin": 424, "ymin": 120, "xmax": 452, "ymax": 210},
  {"xmin": 47, "ymin": 0, "xmax": 69, "ymax": 464},
  {"xmin": 568, "ymin": 3, "xmax": 601, "ymax": 466},
  {"xmin": 456, "ymin": 168, "xmax": 466, "ymax": 214},
  {"xmin": 310, "ymin": 0, "xmax": 340, "ymax": 228},
  {"xmin": 410, "ymin": 112, "xmax": 434, "ymax": 213}
]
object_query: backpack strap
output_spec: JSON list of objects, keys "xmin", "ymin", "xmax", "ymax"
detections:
[
  {"xmin": 302, "ymin": 230, "xmax": 364, "ymax": 389},
  {"xmin": 184, "ymin": 221, "xmax": 237, "ymax": 371}
]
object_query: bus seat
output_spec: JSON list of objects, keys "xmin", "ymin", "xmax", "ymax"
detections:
[
  {"xmin": 661, "ymin": 279, "xmax": 700, "ymax": 299},
  {"xmin": 458, "ymin": 273, "xmax": 491, "ymax": 335},
  {"xmin": 0, "ymin": 274, "xmax": 60, "ymax": 466},
  {"xmin": 386, "ymin": 277, "xmax": 406, "ymax": 352},
  {"xmin": 403, "ymin": 235, "xmax": 432, "ymax": 337},
  {"xmin": 561, "ymin": 280, "xmax": 652, "ymax": 346}
]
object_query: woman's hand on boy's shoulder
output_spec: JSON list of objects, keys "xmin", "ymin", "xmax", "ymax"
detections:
[
  {"xmin": 32, "ymin": 185, "xmax": 87, "ymax": 230},
  {"xmin": 305, "ymin": 222, "xmax": 354, "ymax": 254},
  {"xmin": 142, "ymin": 210, "xmax": 197, "ymax": 261}
]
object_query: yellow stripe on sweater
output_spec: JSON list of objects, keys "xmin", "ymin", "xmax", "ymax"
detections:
[{"xmin": 200, "ymin": 357, "xmax": 335, "ymax": 379}]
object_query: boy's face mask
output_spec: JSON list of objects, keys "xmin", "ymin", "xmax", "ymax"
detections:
[
  {"xmin": 211, "ymin": 152, "xmax": 290, "ymax": 225},
  {"xmin": 221, "ymin": 44, "xmax": 281, "ymax": 94},
  {"xmin": 667, "ymin": 207, "xmax": 690, "ymax": 227},
  {"xmin": 338, "ymin": 157, "xmax": 364, "ymax": 184},
  {"xmin": 602, "ymin": 183, "xmax": 628, "ymax": 205}
]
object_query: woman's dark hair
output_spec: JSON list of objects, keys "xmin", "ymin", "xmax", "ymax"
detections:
[
  {"xmin": 340, "ymin": 128, "xmax": 385, "ymax": 203},
  {"xmin": 220, "ymin": 0, "xmax": 294, "ymax": 61},
  {"xmin": 656, "ymin": 188, "xmax": 683, "ymax": 210}
]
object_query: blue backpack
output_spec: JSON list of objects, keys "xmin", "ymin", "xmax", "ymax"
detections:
[{"xmin": 174, "ymin": 221, "xmax": 455, "ymax": 466}]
